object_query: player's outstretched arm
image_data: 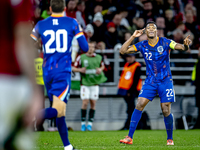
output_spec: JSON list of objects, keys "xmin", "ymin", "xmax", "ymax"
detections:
[
  {"xmin": 77, "ymin": 36, "xmax": 89, "ymax": 52},
  {"xmin": 72, "ymin": 67, "xmax": 86, "ymax": 73},
  {"xmin": 173, "ymin": 35, "xmax": 192, "ymax": 51},
  {"xmin": 120, "ymin": 28, "xmax": 145, "ymax": 54}
]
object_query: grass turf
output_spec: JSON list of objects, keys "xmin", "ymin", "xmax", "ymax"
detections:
[{"xmin": 35, "ymin": 130, "xmax": 200, "ymax": 150}]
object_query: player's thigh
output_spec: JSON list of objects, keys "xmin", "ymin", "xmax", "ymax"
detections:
[
  {"xmin": 158, "ymin": 79, "xmax": 175, "ymax": 103},
  {"xmin": 138, "ymin": 82, "xmax": 158, "ymax": 101},
  {"xmin": 50, "ymin": 72, "xmax": 71, "ymax": 117},
  {"xmin": 89, "ymin": 85, "xmax": 99, "ymax": 100},
  {"xmin": 43, "ymin": 74, "xmax": 53, "ymax": 101},
  {"xmin": 0, "ymin": 75, "xmax": 32, "ymax": 144},
  {"xmin": 52, "ymin": 95, "xmax": 67, "ymax": 118},
  {"xmin": 81, "ymin": 85, "xmax": 90, "ymax": 100},
  {"xmin": 51, "ymin": 72, "xmax": 71, "ymax": 103}
]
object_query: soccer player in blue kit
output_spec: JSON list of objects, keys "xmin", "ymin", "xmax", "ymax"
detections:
[
  {"xmin": 119, "ymin": 21, "xmax": 191, "ymax": 145},
  {"xmin": 31, "ymin": 0, "xmax": 88, "ymax": 150}
]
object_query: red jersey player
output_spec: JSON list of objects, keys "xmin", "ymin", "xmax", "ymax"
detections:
[{"xmin": 0, "ymin": 0, "xmax": 42, "ymax": 149}]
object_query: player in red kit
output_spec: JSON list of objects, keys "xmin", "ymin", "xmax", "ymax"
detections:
[{"xmin": 0, "ymin": 0, "xmax": 42, "ymax": 150}]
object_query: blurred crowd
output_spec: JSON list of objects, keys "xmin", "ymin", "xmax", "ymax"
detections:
[
  {"xmin": 31, "ymin": 0, "xmax": 200, "ymax": 83},
  {"xmin": 32, "ymin": 0, "xmax": 200, "ymax": 50}
]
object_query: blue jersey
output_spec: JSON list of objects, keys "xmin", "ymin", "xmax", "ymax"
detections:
[
  {"xmin": 133, "ymin": 37, "xmax": 174, "ymax": 82},
  {"xmin": 31, "ymin": 15, "xmax": 87, "ymax": 75}
]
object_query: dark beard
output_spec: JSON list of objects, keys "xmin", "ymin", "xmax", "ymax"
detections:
[{"xmin": 148, "ymin": 36, "xmax": 154, "ymax": 39}]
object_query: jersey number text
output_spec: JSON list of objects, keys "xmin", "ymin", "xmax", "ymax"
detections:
[
  {"xmin": 43, "ymin": 29, "xmax": 68, "ymax": 53},
  {"xmin": 166, "ymin": 89, "xmax": 173, "ymax": 97},
  {"xmin": 144, "ymin": 52, "xmax": 152, "ymax": 60}
]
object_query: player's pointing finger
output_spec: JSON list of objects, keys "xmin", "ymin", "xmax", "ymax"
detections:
[{"xmin": 186, "ymin": 35, "xmax": 190, "ymax": 39}]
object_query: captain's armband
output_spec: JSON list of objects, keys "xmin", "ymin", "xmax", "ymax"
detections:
[{"xmin": 169, "ymin": 40, "xmax": 177, "ymax": 50}]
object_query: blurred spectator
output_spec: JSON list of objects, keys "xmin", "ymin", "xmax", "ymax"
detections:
[
  {"xmin": 152, "ymin": 0, "xmax": 165, "ymax": 16},
  {"xmin": 164, "ymin": 0, "xmax": 180, "ymax": 16},
  {"xmin": 185, "ymin": 10, "xmax": 198, "ymax": 36},
  {"xmin": 32, "ymin": 7, "xmax": 42, "ymax": 25},
  {"xmin": 96, "ymin": 41, "xmax": 106, "ymax": 50},
  {"xmin": 91, "ymin": 12, "xmax": 106, "ymax": 44},
  {"xmin": 156, "ymin": 17, "xmax": 165, "ymax": 29},
  {"xmin": 94, "ymin": 4, "xmax": 103, "ymax": 14},
  {"xmin": 124, "ymin": 32, "xmax": 132, "ymax": 42},
  {"xmin": 140, "ymin": 0, "xmax": 157, "ymax": 23},
  {"xmin": 102, "ymin": 6, "xmax": 117, "ymax": 22},
  {"xmin": 40, "ymin": 3, "xmax": 51, "ymax": 19},
  {"xmin": 165, "ymin": 9, "xmax": 176, "ymax": 36},
  {"xmin": 131, "ymin": 17, "xmax": 145, "ymax": 33},
  {"xmin": 119, "ymin": 9, "xmax": 131, "ymax": 30},
  {"xmin": 84, "ymin": 24, "xmax": 94, "ymax": 42},
  {"xmin": 84, "ymin": 0, "xmax": 106, "ymax": 23},
  {"xmin": 177, "ymin": 22, "xmax": 188, "ymax": 34},
  {"xmin": 184, "ymin": 2, "xmax": 197, "ymax": 17},
  {"xmin": 76, "ymin": 1, "xmax": 86, "ymax": 29},
  {"xmin": 172, "ymin": 28, "xmax": 184, "ymax": 43},
  {"xmin": 157, "ymin": 28, "xmax": 165, "ymax": 37},
  {"xmin": 66, "ymin": 0, "xmax": 77, "ymax": 18},
  {"xmin": 164, "ymin": 0, "xmax": 184, "ymax": 27},
  {"xmin": 104, "ymin": 22, "xmax": 120, "ymax": 49},
  {"xmin": 138, "ymin": 34, "xmax": 148, "ymax": 41},
  {"xmin": 112, "ymin": 14, "xmax": 127, "ymax": 43}
]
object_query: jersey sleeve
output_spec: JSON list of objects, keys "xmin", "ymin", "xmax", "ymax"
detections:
[
  {"xmin": 131, "ymin": 41, "xmax": 142, "ymax": 52},
  {"xmin": 30, "ymin": 23, "xmax": 40, "ymax": 41},
  {"xmin": 73, "ymin": 19, "xmax": 84, "ymax": 39},
  {"xmin": 72, "ymin": 19, "xmax": 89, "ymax": 52}
]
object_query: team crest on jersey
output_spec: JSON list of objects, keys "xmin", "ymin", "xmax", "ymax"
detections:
[{"xmin": 157, "ymin": 46, "xmax": 164, "ymax": 53}]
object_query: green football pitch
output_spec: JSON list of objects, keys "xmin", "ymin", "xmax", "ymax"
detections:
[{"xmin": 35, "ymin": 130, "xmax": 200, "ymax": 150}]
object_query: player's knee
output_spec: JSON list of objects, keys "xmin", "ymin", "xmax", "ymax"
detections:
[
  {"xmin": 82, "ymin": 100, "xmax": 89, "ymax": 108},
  {"xmin": 162, "ymin": 109, "xmax": 170, "ymax": 117},
  {"xmin": 161, "ymin": 103, "xmax": 171, "ymax": 117},
  {"xmin": 135, "ymin": 97, "xmax": 147, "ymax": 111},
  {"xmin": 90, "ymin": 100, "xmax": 96, "ymax": 109}
]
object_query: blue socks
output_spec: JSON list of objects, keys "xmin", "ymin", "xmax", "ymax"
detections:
[
  {"xmin": 128, "ymin": 109, "xmax": 142, "ymax": 138},
  {"xmin": 164, "ymin": 113, "xmax": 173, "ymax": 140},
  {"xmin": 56, "ymin": 117, "xmax": 70, "ymax": 146}
]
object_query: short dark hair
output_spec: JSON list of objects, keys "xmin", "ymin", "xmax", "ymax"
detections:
[
  {"xmin": 146, "ymin": 21, "xmax": 157, "ymax": 28},
  {"xmin": 50, "ymin": 0, "xmax": 65, "ymax": 13},
  {"xmin": 88, "ymin": 41, "xmax": 96, "ymax": 45}
]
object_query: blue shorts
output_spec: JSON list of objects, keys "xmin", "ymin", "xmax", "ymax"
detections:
[
  {"xmin": 43, "ymin": 72, "xmax": 71, "ymax": 103},
  {"xmin": 138, "ymin": 77, "xmax": 175, "ymax": 103}
]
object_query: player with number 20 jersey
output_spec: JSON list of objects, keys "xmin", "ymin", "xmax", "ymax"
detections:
[
  {"xmin": 31, "ymin": 1, "xmax": 88, "ymax": 149},
  {"xmin": 31, "ymin": 14, "xmax": 88, "ymax": 102}
]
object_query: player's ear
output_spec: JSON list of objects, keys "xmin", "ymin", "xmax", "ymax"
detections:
[
  {"xmin": 64, "ymin": 7, "xmax": 66, "ymax": 12},
  {"xmin": 49, "ymin": 6, "xmax": 52, "ymax": 13}
]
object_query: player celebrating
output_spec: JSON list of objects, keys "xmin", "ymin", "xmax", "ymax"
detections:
[
  {"xmin": 119, "ymin": 21, "xmax": 191, "ymax": 145},
  {"xmin": 31, "ymin": 0, "xmax": 88, "ymax": 150}
]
